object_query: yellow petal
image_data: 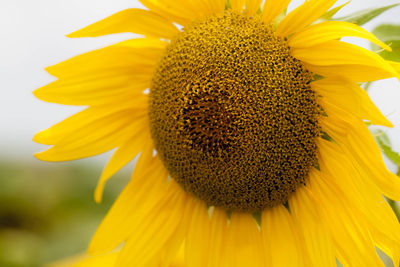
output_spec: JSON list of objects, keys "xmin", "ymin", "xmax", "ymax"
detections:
[
  {"xmin": 277, "ymin": 0, "xmax": 337, "ymax": 37},
  {"xmin": 262, "ymin": 205, "xmax": 306, "ymax": 267},
  {"xmin": 292, "ymin": 40, "xmax": 397, "ymax": 75},
  {"xmin": 309, "ymin": 170, "xmax": 385, "ymax": 267},
  {"xmin": 289, "ymin": 21, "xmax": 391, "ymax": 51},
  {"xmin": 245, "ymin": 0, "xmax": 263, "ymax": 15},
  {"xmin": 319, "ymin": 101, "xmax": 353, "ymax": 141},
  {"xmin": 312, "ymin": 78, "xmax": 393, "ymax": 127},
  {"xmin": 323, "ymin": 113, "xmax": 400, "ymax": 201},
  {"xmin": 44, "ymin": 38, "xmax": 165, "ymax": 79},
  {"xmin": 116, "ymin": 181, "xmax": 188, "ymax": 267},
  {"xmin": 158, "ymin": 0, "xmax": 207, "ymax": 18},
  {"xmin": 67, "ymin": 9, "xmax": 179, "ymax": 39},
  {"xmin": 94, "ymin": 125, "xmax": 151, "ymax": 203},
  {"xmin": 138, "ymin": 0, "xmax": 192, "ymax": 26},
  {"xmin": 161, "ymin": 236, "xmax": 186, "ymax": 267},
  {"xmin": 171, "ymin": 244, "xmax": 186, "ymax": 267},
  {"xmin": 34, "ymin": 108, "xmax": 96, "ymax": 145},
  {"xmin": 226, "ymin": 213, "xmax": 264, "ymax": 267},
  {"xmin": 390, "ymin": 60, "xmax": 400, "ymax": 73},
  {"xmin": 35, "ymin": 75, "xmax": 150, "ymax": 106},
  {"xmin": 34, "ymin": 106, "xmax": 147, "ymax": 161},
  {"xmin": 207, "ymin": 208, "xmax": 229, "ymax": 267},
  {"xmin": 89, "ymin": 150, "xmax": 170, "ymax": 254},
  {"xmin": 262, "ymin": 0, "xmax": 291, "ymax": 23},
  {"xmin": 139, "ymin": 0, "xmax": 225, "ymax": 26},
  {"xmin": 230, "ymin": 0, "xmax": 246, "ymax": 12},
  {"xmin": 289, "ymin": 188, "xmax": 336, "ymax": 267},
  {"xmin": 304, "ymin": 63, "xmax": 397, "ymax": 82},
  {"xmin": 114, "ymin": 37, "xmax": 168, "ymax": 49},
  {"xmin": 185, "ymin": 200, "xmax": 211, "ymax": 267},
  {"xmin": 33, "ymin": 96, "xmax": 145, "ymax": 145},
  {"xmin": 34, "ymin": 38, "xmax": 164, "ymax": 106},
  {"xmin": 209, "ymin": 0, "xmax": 226, "ymax": 14},
  {"xmin": 318, "ymin": 139, "xmax": 400, "ymax": 266},
  {"xmin": 190, "ymin": 0, "xmax": 226, "ymax": 17},
  {"xmin": 350, "ymin": 128, "xmax": 400, "ymax": 201}
]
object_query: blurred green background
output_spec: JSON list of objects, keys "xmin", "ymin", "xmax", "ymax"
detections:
[{"xmin": 0, "ymin": 160, "xmax": 130, "ymax": 267}]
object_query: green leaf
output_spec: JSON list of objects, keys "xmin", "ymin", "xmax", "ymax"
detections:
[
  {"xmin": 372, "ymin": 129, "xmax": 400, "ymax": 167},
  {"xmin": 373, "ymin": 129, "xmax": 391, "ymax": 147},
  {"xmin": 372, "ymin": 24, "xmax": 400, "ymax": 61},
  {"xmin": 334, "ymin": 4, "xmax": 400, "ymax": 26}
]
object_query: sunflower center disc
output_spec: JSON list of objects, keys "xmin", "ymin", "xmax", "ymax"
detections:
[{"xmin": 149, "ymin": 12, "xmax": 321, "ymax": 212}]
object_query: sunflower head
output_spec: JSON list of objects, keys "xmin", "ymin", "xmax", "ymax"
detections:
[{"xmin": 150, "ymin": 12, "xmax": 321, "ymax": 212}]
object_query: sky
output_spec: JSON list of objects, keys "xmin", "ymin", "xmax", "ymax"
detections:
[{"xmin": 1, "ymin": 0, "xmax": 400, "ymax": 166}]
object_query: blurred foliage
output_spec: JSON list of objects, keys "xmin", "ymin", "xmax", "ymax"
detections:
[
  {"xmin": 334, "ymin": 4, "xmax": 400, "ymax": 26},
  {"xmin": 373, "ymin": 24, "xmax": 400, "ymax": 62},
  {"xmin": 0, "ymin": 160, "xmax": 129, "ymax": 267}
]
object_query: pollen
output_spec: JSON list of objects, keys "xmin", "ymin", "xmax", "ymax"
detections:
[{"xmin": 149, "ymin": 12, "xmax": 321, "ymax": 212}]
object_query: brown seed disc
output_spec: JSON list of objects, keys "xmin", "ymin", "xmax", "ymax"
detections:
[{"xmin": 149, "ymin": 12, "xmax": 321, "ymax": 212}]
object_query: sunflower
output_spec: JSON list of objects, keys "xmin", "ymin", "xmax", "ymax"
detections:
[{"xmin": 35, "ymin": 0, "xmax": 400, "ymax": 266}]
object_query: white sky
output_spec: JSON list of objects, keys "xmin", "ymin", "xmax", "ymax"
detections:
[{"xmin": 1, "ymin": 0, "xmax": 400, "ymax": 167}]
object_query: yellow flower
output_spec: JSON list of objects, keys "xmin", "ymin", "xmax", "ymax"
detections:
[{"xmin": 35, "ymin": 0, "xmax": 400, "ymax": 266}]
